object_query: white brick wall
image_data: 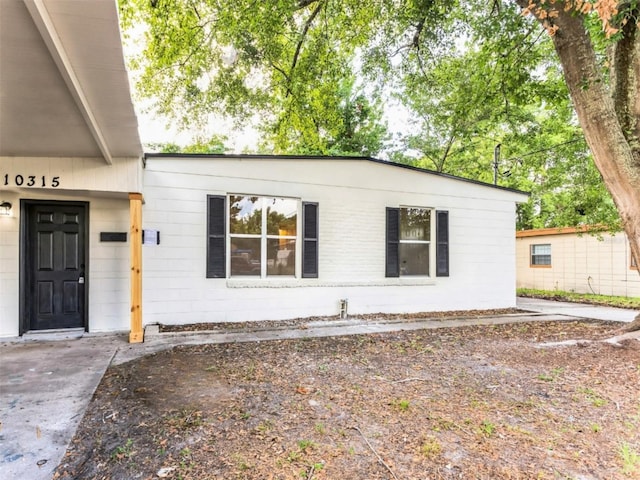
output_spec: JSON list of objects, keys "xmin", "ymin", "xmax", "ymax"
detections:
[
  {"xmin": 142, "ymin": 157, "xmax": 526, "ymax": 325},
  {"xmin": 0, "ymin": 190, "xmax": 19, "ymax": 336}
]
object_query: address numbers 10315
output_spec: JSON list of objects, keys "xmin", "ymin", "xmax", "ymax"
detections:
[{"xmin": 3, "ymin": 174, "xmax": 60, "ymax": 188}]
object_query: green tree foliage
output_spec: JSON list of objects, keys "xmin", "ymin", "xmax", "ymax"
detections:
[
  {"xmin": 119, "ymin": 0, "xmax": 623, "ymax": 229},
  {"xmin": 147, "ymin": 135, "xmax": 229, "ymax": 154},
  {"xmin": 120, "ymin": 0, "xmax": 389, "ymax": 156},
  {"xmin": 265, "ymin": 76, "xmax": 390, "ymax": 156},
  {"xmin": 386, "ymin": 2, "xmax": 619, "ymax": 229}
]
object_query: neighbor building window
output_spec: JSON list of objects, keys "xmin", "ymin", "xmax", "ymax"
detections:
[
  {"xmin": 530, "ymin": 244, "xmax": 551, "ymax": 267},
  {"xmin": 386, "ymin": 207, "xmax": 449, "ymax": 277},
  {"xmin": 206, "ymin": 195, "xmax": 319, "ymax": 279}
]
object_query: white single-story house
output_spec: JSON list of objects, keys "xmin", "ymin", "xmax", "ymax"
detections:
[
  {"xmin": 140, "ymin": 154, "xmax": 528, "ymax": 326},
  {"xmin": 0, "ymin": 0, "xmax": 529, "ymax": 341},
  {"xmin": 516, "ymin": 226, "xmax": 639, "ymax": 297}
]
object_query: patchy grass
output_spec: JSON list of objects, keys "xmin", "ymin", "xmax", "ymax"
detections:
[
  {"xmin": 619, "ymin": 442, "xmax": 640, "ymax": 476},
  {"xmin": 518, "ymin": 288, "xmax": 640, "ymax": 309},
  {"xmin": 55, "ymin": 320, "xmax": 640, "ymax": 480}
]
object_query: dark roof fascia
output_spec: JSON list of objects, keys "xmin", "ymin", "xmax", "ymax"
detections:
[{"xmin": 142, "ymin": 153, "xmax": 530, "ymax": 197}]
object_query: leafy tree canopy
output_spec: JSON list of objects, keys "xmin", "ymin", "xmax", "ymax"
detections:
[{"xmin": 119, "ymin": 0, "xmax": 631, "ymax": 230}]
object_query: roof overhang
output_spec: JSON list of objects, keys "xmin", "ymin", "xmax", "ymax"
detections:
[
  {"xmin": 144, "ymin": 153, "xmax": 532, "ymax": 200},
  {"xmin": 0, "ymin": 0, "xmax": 142, "ymax": 163},
  {"xmin": 516, "ymin": 225, "xmax": 610, "ymax": 237}
]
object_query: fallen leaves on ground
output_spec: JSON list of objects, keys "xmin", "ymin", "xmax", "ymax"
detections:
[{"xmin": 55, "ymin": 320, "xmax": 640, "ymax": 480}]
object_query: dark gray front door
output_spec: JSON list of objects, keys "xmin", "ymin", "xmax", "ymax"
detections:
[{"xmin": 24, "ymin": 202, "xmax": 87, "ymax": 331}]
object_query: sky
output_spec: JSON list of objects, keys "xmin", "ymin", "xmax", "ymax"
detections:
[
  {"xmin": 123, "ymin": 24, "xmax": 262, "ymax": 153},
  {"xmin": 132, "ymin": 98, "xmax": 261, "ymax": 153}
]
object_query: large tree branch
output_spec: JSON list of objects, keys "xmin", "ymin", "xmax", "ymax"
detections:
[
  {"xmin": 412, "ymin": 17, "xmax": 426, "ymax": 49},
  {"xmin": 297, "ymin": 0, "xmax": 320, "ymax": 9},
  {"xmin": 438, "ymin": 132, "xmax": 457, "ymax": 172},
  {"xmin": 286, "ymin": 0, "xmax": 323, "ymax": 97},
  {"xmin": 611, "ymin": 10, "xmax": 640, "ymax": 152}
]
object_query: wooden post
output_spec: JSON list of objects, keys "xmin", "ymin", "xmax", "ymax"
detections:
[{"xmin": 129, "ymin": 193, "xmax": 144, "ymax": 343}]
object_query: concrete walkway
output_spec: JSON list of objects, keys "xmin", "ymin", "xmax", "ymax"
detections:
[
  {"xmin": 1, "ymin": 299, "xmax": 637, "ymax": 480},
  {"xmin": 0, "ymin": 334, "xmax": 128, "ymax": 480},
  {"xmin": 516, "ymin": 296, "xmax": 639, "ymax": 323}
]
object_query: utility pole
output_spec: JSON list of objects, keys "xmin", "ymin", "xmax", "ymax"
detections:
[{"xmin": 493, "ymin": 144, "xmax": 501, "ymax": 186}]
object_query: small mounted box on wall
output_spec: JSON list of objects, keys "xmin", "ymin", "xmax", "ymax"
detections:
[
  {"xmin": 100, "ymin": 232, "xmax": 127, "ymax": 242},
  {"xmin": 143, "ymin": 229, "xmax": 160, "ymax": 245}
]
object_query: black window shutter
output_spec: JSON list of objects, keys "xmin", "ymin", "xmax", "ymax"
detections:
[
  {"xmin": 436, "ymin": 210, "xmax": 449, "ymax": 277},
  {"xmin": 386, "ymin": 207, "xmax": 400, "ymax": 277},
  {"xmin": 302, "ymin": 202, "xmax": 319, "ymax": 278},
  {"xmin": 207, "ymin": 195, "xmax": 226, "ymax": 278}
]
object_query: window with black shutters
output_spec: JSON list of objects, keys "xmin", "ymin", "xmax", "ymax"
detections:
[
  {"xmin": 207, "ymin": 195, "xmax": 317, "ymax": 279},
  {"xmin": 386, "ymin": 207, "xmax": 449, "ymax": 278}
]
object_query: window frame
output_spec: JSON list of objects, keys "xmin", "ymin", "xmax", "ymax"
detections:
[
  {"xmin": 530, "ymin": 243, "xmax": 552, "ymax": 268},
  {"xmin": 398, "ymin": 207, "xmax": 433, "ymax": 277},
  {"xmin": 228, "ymin": 195, "xmax": 300, "ymax": 279},
  {"xmin": 207, "ymin": 195, "xmax": 319, "ymax": 280},
  {"xmin": 386, "ymin": 206, "xmax": 443, "ymax": 278}
]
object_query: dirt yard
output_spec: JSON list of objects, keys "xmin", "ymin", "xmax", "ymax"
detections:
[{"xmin": 55, "ymin": 319, "xmax": 640, "ymax": 480}]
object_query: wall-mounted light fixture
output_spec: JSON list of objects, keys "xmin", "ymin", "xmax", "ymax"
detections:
[{"xmin": 0, "ymin": 201, "xmax": 12, "ymax": 216}]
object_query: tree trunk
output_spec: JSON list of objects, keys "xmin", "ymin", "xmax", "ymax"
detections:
[{"xmin": 515, "ymin": 2, "xmax": 640, "ymax": 331}]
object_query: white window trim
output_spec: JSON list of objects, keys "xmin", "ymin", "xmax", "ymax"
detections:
[
  {"xmin": 530, "ymin": 243, "xmax": 552, "ymax": 267},
  {"xmin": 399, "ymin": 205, "xmax": 435, "ymax": 277},
  {"xmin": 226, "ymin": 278, "xmax": 438, "ymax": 288},
  {"xmin": 227, "ymin": 195, "xmax": 301, "ymax": 279}
]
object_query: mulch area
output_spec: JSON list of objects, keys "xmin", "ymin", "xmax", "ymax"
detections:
[{"xmin": 55, "ymin": 319, "xmax": 640, "ymax": 480}]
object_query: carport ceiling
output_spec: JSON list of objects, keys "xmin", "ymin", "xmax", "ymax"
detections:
[{"xmin": 0, "ymin": 0, "xmax": 142, "ymax": 162}]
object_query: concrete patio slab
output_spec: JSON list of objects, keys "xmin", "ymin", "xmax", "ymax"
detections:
[{"xmin": 516, "ymin": 297, "xmax": 638, "ymax": 323}]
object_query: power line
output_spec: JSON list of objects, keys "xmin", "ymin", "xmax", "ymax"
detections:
[{"xmin": 502, "ymin": 137, "xmax": 584, "ymax": 163}]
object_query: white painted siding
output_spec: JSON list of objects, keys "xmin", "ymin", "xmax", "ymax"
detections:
[
  {"xmin": 0, "ymin": 191, "xmax": 19, "ymax": 336},
  {"xmin": 87, "ymin": 199, "xmax": 130, "ymax": 333},
  {"xmin": 142, "ymin": 157, "xmax": 526, "ymax": 325},
  {"xmin": 0, "ymin": 190, "xmax": 131, "ymax": 337},
  {"xmin": 1, "ymin": 157, "xmax": 142, "ymax": 193},
  {"xmin": 516, "ymin": 230, "xmax": 640, "ymax": 297}
]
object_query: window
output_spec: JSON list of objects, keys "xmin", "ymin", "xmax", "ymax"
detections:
[
  {"xmin": 207, "ymin": 195, "xmax": 319, "ymax": 279},
  {"xmin": 530, "ymin": 244, "xmax": 551, "ymax": 267},
  {"xmin": 386, "ymin": 207, "xmax": 449, "ymax": 277},
  {"xmin": 399, "ymin": 208, "xmax": 431, "ymax": 275},
  {"xmin": 229, "ymin": 196, "xmax": 297, "ymax": 277}
]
